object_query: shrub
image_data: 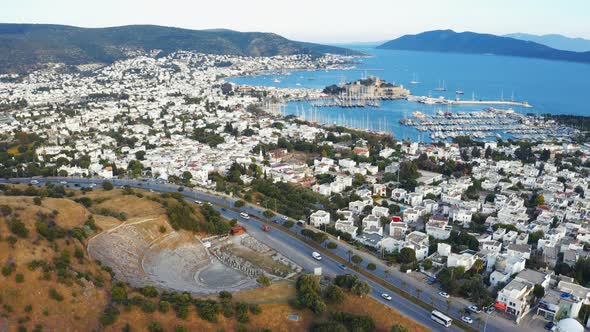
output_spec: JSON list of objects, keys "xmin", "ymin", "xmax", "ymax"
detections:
[
  {"xmin": 100, "ymin": 305, "xmax": 120, "ymax": 326},
  {"xmin": 102, "ymin": 181, "xmax": 114, "ymax": 191},
  {"xmin": 49, "ymin": 288, "xmax": 64, "ymax": 302},
  {"xmin": 249, "ymin": 303, "xmax": 262, "ymax": 315},
  {"xmin": 283, "ymin": 220, "xmax": 295, "ymax": 228},
  {"xmin": 234, "ymin": 200, "xmax": 246, "ymax": 208},
  {"xmin": 327, "ymin": 242, "xmax": 338, "ymax": 249},
  {"xmin": 366, "ymin": 263, "xmax": 376, "ymax": 271},
  {"xmin": 148, "ymin": 321, "xmax": 164, "ymax": 332},
  {"xmin": 158, "ymin": 301, "xmax": 170, "ymax": 313},
  {"xmin": 256, "ymin": 275, "xmax": 271, "ymax": 287},
  {"xmin": 16, "ymin": 273, "xmax": 24, "ymax": 283}
]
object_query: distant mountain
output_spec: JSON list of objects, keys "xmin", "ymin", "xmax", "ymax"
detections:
[
  {"xmin": 0, "ymin": 24, "xmax": 362, "ymax": 73},
  {"xmin": 377, "ymin": 30, "xmax": 590, "ymax": 64},
  {"xmin": 505, "ymin": 33, "xmax": 590, "ymax": 52}
]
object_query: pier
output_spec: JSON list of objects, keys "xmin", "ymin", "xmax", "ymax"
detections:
[{"xmin": 449, "ymin": 100, "xmax": 532, "ymax": 108}]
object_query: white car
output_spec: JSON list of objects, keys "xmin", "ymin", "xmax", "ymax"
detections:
[
  {"xmin": 381, "ymin": 293, "xmax": 392, "ymax": 301},
  {"xmin": 240, "ymin": 212, "xmax": 250, "ymax": 219},
  {"xmin": 468, "ymin": 305, "xmax": 482, "ymax": 314},
  {"xmin": 30, "ymin": 180, "xmax": 39, "ymax": 185},
  {"xmin": 194, "ymin": 200, "xmax": 203, "ymax": 205},
  {"xmin": 89, "ymin": 183, "xmax": 97, "ymax": 188},
  {"xmin": 282, "ymin": 215, "xmax": 288, "ymax": 220},
  {"xmin": 438, "ymin": 291, "xmax": 450, "ymax": 298},
  {"xmin": 461, "ymin": 316, "xmax": 473, "ymax": 324},
  {"xmin": 59, "ymin": 181, "xmax": 67, "ymax": 185},
  {"xmin": 312, "ymin": 251, "xmax": 322, "ymax": 260}
]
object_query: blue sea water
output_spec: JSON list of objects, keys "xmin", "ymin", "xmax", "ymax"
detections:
[{"xmin": 228, "ymin": 47, "xmax": 590, "ymax": 141}]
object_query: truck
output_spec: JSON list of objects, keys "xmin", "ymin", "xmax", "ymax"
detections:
[{"xmin": 261, "ymin": 225, "xmax": 270, "ymax": 232}]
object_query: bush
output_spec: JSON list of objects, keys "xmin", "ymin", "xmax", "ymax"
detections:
[
  {"xmin": 327, "ymin": 242, "xmax": 338, "ymax": 249},
  {"xmin": 283, "ymin": 220, "xmax": 295, "ymax": 228},
  {"xmin": 102, "ymin": 181, "xmax": 114, "ymax": 191},
  {"xmin": 15, "ymin": 273, "xmax": 24, "ymax": 283},
  {"xmin": 141, "ymin": 301, "xmax": 157, "ymax": 313},
  {"xmin": 235, "ymin": 200, "xmax": 246, "ymax": 208},
  {"xmin": 6, "ymin": 218, "xmax": 29, "ymax": 238},
  {"xmin": 49, "ymin": 288, "xmax": 64, "ymax": 302},
  {"xmin": 324, "ymin": 285, "xmax": 345, "ymax": 303},
  {"xmin": 390, "ymin": 324, "xmax": 411, "ymax": 332},
  {"xmin": 256, "ymin": 275, "xmax": 271, "ymax": 287},
  {"xmin": 249, "ymin": 303, "xmax": 262, "ymax": 315},
  {"xmin": 366, "ymin": 263, "xmax": 376, "ymax": 271},
  {"xmin": 33, "ymin": 196, "xmax": 42, "ymax": 205},
  {"xmin": 331, "ymin": 311, "xmax": 375, "ymax": 332},
  {"xmin": 158, "ymin": 301, "xmax": 170, "ymax": 313},
  {"xmin": 148, "ymin": 321, "xmax": 164, "ymax": 332}
]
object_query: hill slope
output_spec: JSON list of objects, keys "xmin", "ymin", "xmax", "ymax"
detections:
[
  {"xmin": 505, "ymin": 33, "xmax": 590, "ymax": 52},
  {"xmin": 0, "ymin": 24, "xmax": 361, "ymax": 73},
  {"xmin": 377, "ymin": 30, "xmax": 590, "ymax": 63}
]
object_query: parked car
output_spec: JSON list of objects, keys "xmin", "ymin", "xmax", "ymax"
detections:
[
  {"xmin": 486, "ymin": 306, "xmax": 495, "ymax": 315},
  {"xmin": 338, "ymin": 264, "xmax": 348, "ymax": 270},
  {"xmin": 312, "ymin": 252, "xmax": 322, "ymax": 261},
  {"xmin": 381, "ymin": 293, "xmax": 392, "ymax": 301},
  {"xmin": 461, "ymin": 316, "xmax": 473, "ymax": 324},
  {"xmin": 438, "ymin": 291, "xmax": 450, "ymax": 298},
  {"xmin": 30, "ymin": 180, "xmax": 39, "ymax": 185},
  {"xmin": 427, "ymin": 278, "xmax": 436, "ymax": 285},
  {"xmin": 468, "ymin": 305, "xmax": 482, "ymax": 314}
]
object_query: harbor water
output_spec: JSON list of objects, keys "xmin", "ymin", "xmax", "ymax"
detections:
[{"xmin": 228, "ymin": 47, "xmax": 590, "ymax": 142}]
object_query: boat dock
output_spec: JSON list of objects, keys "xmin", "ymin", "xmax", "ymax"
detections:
[{"xmin": 449, "ymin": 100, "xmax": 532, "ymax": 108}]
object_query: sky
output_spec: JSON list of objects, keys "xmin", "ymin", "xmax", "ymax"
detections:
[{"xmin": 2, "ymin": 0, "xmax": 589, "ymax": 43}]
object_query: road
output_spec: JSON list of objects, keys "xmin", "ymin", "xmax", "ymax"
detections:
[{"xmin": 1, "ymin": 177, "xmax": 524, "ymax": 331}]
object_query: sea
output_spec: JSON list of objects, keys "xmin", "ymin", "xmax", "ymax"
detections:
[{"xmin": 228, "ymin": 46, "xmax": 590, "ymax": 142}]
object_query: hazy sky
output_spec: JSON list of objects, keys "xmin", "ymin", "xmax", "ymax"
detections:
[{"xmin": 2, "ymin": 0, "xmax": 589, "ymax": 43}]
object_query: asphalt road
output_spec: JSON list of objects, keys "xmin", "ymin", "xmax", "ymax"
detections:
[{"xmin": 1, "ymin": 177, "xmax": 524, "ymax": 331}]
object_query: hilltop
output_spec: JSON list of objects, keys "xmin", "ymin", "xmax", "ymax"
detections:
[
  {"xmin": 0, "ymin": 23, "xmax": 361, "ymax": 73},
  {"xmin": 505, "ymin": 33, "xmax": 590, "ymax": 52},
  {"xmin": 377, "ymin": 29, "xmax": 590, "ymax": 64}
]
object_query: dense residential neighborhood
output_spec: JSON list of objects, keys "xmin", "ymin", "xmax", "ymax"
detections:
[{"xmin": 2, "ymin": 49, "xmax": 590, "ymax": 332}]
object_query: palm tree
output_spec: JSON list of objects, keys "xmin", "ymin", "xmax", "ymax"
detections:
[
  {"xmin": 476, "ymin": 317, "xmax": 483, "ymax": 329},
  {"xmin": 430, "ymin": 295, "xmax": 435, "ymax": 307},
  {"xmin": 416, "ymin": 288, "xmax": 423, "ymax": 300},
  {"xmin": 446, "ymin": 299, "xmax": 451, "ymax": 313},
  {"xmin": 472, "ymin": 259, "xmax": 485, "ymax": 274},
  {"xmin": 384, "ymin": 269, "xmax": 390, "ymax": 280},
  {"xmin": 347, "ymin": 249, "xmax": 353, "ymax": 263}
]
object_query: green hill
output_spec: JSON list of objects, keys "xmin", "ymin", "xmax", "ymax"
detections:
[{"xmin": 0, "ymin": 24, "xmax": 361, "ymax": 73}]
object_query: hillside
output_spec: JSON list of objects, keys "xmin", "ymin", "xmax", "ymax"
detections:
[
  {"xmin": 377, "ymin": 29, "xmax": 590, "ymax": 64},
  {"xmin": 0, "ymin": 183, "xmax": 424, "ymax": 332},
  {"xmin": 505, "ymin": 33, "xmax": 590, "ymax": 52},
  {"xmin": 0, "ymin": 24, "xmax": 361, "ymax": 73}
]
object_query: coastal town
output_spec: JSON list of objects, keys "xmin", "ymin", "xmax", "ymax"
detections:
[{"xmin": 1, "ymin": 49, "xmax": 590, "ymax": 332}]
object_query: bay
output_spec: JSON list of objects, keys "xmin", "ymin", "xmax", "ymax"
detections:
[{"xmin": 228, "ymin": 47, "xmax": 590, "ymax": 141}]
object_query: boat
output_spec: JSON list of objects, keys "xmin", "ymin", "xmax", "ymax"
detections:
[
  {"xmin": 434, "ymin": 80, "xmax": 447, "ymax": 91},
  {"xmin": 273, "ymin": 78, "xmax": 281, "ymax": 83},
  {"xmin": 455, "ymin": 90, "xmax": 464, "ymax": 95},
  {"xmin": 409, "ymin": 73, "xmax": 420, "ymax": 84}
]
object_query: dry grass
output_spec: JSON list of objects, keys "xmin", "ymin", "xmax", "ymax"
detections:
[
  {"xmin": 232, "ymin": 280, "xmax": 297, "ymax": 304},
  {"xmin": 92, "ymin": 192, "xmax": 165, "ymax": 219}
]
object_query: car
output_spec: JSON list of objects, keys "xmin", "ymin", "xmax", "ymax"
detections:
[
  {"xmin": 282, "ymin": 216, "xmax": 288, "ymax": 220},
  {"xmin": 486, "ymin": 306, "xmax": 495, "ymax": 315},
  {"xmin": 438, "ymin": 291, "xmax": 450, "ymax": 298},
  {"xmin": 427, "ymin": 278, "xmax": 436, "ymax": 285},
  {"xmin": 544, "ymin": 322, "xmax": 555, "ymax": 330},
  {"xmin": 461, "ymin": 316, "xmax": 473, "ymax": 324},
  {"xmin": 30, "ymin": 180, "xmax": 39, "ymax": 185},
  {"xmin": 338, "ymin": 264, "xmax": 347, "ymax": 270},
  {"xmin": 59, "ymin": 181, "xmax": 68, "ymax": 185},
  {"xmin": 311, "ymin": 251, "xmax": 322, "ymax": 260},
  {"xmin": 221, "ymin": 207, "xmax": 226, "ymax": 211},
  {"xmin": 89, "ymin": 183, "xmax": 97, "ymax": 188},
  {"xmin": 468, "ymin": 305, "xmax": 482, "ymax": 314},
  {"xmin": 194, "ymin": 200, "xmax": 203, "ymax": 205},
  {"xmin": 381, "ymin": 293, "xmax": 392, "ymax": 301},
  {"xmin": 240, "ymin": 212, "xmax": 250, "ymax": 219}
]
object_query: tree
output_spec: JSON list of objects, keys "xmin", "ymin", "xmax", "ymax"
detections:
[
  {"xmin": 351, "ymin": 255, "xmax": 363, "ymax": 266},
  {"xmin": 533, "ymin": 284, "xmax": 545, "ymax": 299},
  {"xmin": 347, "ymin": 250, "xmax": 353, "ymax": 263},
  {"xmin": 366, "ymin": 263, "xmax": 376, "ymax": 271},
  {"xmin": 398, "ymin": 247, "xmax": 416, "ymax": 265},
  {"xmin": 235, "ymin": 200, "xmax": 246, "ymax": 208},
  {"xmin": 422, "ymin": 259, "xmax": 433, "ymax": 270},
  {"xmin": 324, "ymin": 285, "xmax": 345, "ymax": 303},
  {"xmin": 415, "ymin": 288, "xmax": 423, "ymax": 300},
  {"xmin": 263, "ymin": 210, "xmax": 275, "ymax": 218},
  {"xmin": 472, "ymin": 259, "xmax": 485, "ymax": 274},
  {"xmin": 182, "ymin": 171, "xmax": 192, "ymax": 184},
  {"xmin": 102, "ymin": 181, "xmax": 114, "ymax": 191},
  {"xmin": 446, "ymin": 299, "xmax": 452, "ymax": 313},
  {"xmin": 256, "ymin": 275, "xmax": 270, "ymax": 287}
]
